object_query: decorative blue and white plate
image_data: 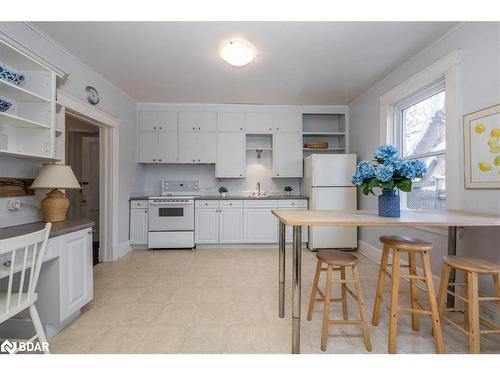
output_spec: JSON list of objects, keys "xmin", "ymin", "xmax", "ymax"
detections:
[
  {"xmin": 0, "ymin": 97, "xmax": 12, "ymax": 112},
  {"xmin": 0, "ymin": 63, "xmax": 25, "ymax": 86}
]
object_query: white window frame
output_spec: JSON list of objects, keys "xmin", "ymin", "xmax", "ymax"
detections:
[{"xmin": 379, "ymin": 51, "xmax": 461, "ymax": 235}]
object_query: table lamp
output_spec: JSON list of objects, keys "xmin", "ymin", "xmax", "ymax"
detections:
[{"xmin": 30, "ymin": 164, "xmax": 81, "ymax": 222}]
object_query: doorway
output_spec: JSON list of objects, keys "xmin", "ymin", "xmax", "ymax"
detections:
[{"xmin": 65, "ymin": 115, "xmax": 101, "ymax": 265}]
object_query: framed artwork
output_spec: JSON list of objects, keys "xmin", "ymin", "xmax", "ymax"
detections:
[{"xmin": 464, "ymin": 103, "xmax": 500, "ymax": 188}]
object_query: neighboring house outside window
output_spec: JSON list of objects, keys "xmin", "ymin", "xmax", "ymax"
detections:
[{"xmin": 393, "ymin": 81, "xmax": 446, "ymax": 210}]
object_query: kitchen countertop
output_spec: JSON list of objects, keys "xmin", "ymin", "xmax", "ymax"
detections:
[
  {"xmin": 130, "ymin": 195, "xmax": 309, "ymax": 200},
  {"xmin": 0, "ymin": 218, "xmax": 94, "ymax": 240}
]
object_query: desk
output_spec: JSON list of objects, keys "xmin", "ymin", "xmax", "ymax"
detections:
[{"xmin": 271, "ymin": 209, "xmax": 500, "ymax": 353}]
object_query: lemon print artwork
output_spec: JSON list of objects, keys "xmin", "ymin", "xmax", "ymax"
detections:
[
  {"xmin": 478, "ymin": 162, "xmax": 492, "ymax": 172},
  {"xmin": 488, "ymin": 128, "xmax": 500, "ymax": 153},
  {"xmin": 495, "ymin": 155, "xmax": 500, "ymax": 166},
  {"xmin": 474, "ymin": 123, "xmax": 486, "ymax": 134}
]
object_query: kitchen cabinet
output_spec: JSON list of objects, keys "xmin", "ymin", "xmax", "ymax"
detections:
[
  {"xmin": 139, "ymin": 111, "xmax": 178, "ymax": 131},
  {"xmin": 138, "ymin": 111, "xmax": 178, "ymax": 163},
  {"xmin": 219, "ymin": 201, "xmax": 244, "ymax": 243},
  {"xmin": 273, "ymin": 131, "xmax": 303, "ymax": 177},
  {"xmin": 58, "ymin": 228, "xmax": 93, "ymax": 321},
  {"xmin": 130, "ymin": 200, "xmax": 148, "ymax": 245},
  {"xmin": 217, "ymin": 112, "xmax": 245, "ymax": 132},
  {"xmin": 138, "ymin": 131, "xmax": 158, "ymax": 162},
  {"xmin": 178, "ymin": 131, "xmax": 217, "ymax": 163},
  {"xmin": 273, "ymin": 112, "xmax": 302, "ymax": 132},
  {"xmin": 243, "ymin": 200, "xmax": 278, "ymax": 243},
  {"xmin": 195, "ymin": 207, "xmax": 219, "ymax": 244},
  {"xmin": 246, "ymin": 112, "xmax": 273, "ymax": 133},
  {"xmin": 179, "ymin": 111, "xmax": 217, "ymax": 132},
  {"xmin": 157, "ymin": 132, "xmax": 178, "ymax": 163},
  {"xmin": 278, "ymin": 199, "xmax": 309, "ymax": 242},
  {"xmin": 216, "ymin": 132, "xmax": 246, "ymax": 178}
]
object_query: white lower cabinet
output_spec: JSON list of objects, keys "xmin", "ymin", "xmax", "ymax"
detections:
[
  {"xmin": 130, "ymin": 202, "xmax": 148, "ymax": 245},
  {"xmin": 195, "ymin": 200, "xmax": 243, "ymax": 243},
  {"xmin": 195, "ymin": 207, "xmax": 219, "ymax": 243},
  {"xmin": 58, "ymin": 228, "xmax": 93, "ymax": 321},
  {"xmin": 219, "ymin": 207, "xmax": 243, "ymax": 243},
  {"xmin": 243, "ymin": 200, "xmax": 278, "ymax": 243}
]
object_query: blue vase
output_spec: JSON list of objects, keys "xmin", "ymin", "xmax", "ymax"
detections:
[{"xmin": 378, "ymin": 189, "xmax": 400, "ymax": 217}]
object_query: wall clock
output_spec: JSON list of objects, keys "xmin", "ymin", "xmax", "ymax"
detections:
[{"xmin": 85, "ymin": 86, "xmax": 100, "ymax": 105}]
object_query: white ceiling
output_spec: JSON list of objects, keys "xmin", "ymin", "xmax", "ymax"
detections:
[{"xmin": 33, "ymin": 22, "xmax": 457, "ymax": 105}]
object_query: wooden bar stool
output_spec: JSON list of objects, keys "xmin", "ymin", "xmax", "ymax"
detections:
[
  {"xmin": 372, "ymin": 235, "xmax": 444, "ymax": 354},
  {"xmin": 437, "ymin": 256, "xmax": 500, "ymax": 353},
  {"xmin": 307, "ymin": 250, "xmax": 372, "ymax": 352}
]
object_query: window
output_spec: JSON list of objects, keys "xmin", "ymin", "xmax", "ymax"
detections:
[{"xmin": 394, "ymin": 81, "xmax": 446, "ymax": 210}]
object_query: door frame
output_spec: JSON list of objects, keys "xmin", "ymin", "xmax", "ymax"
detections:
[{"xmin": 57, "ymin": 89, "xmax": 119, "ymax": 262}]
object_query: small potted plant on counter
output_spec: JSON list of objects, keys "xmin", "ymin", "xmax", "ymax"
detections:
[
  {"xmin": 351, "ymin": 144, "xmax": 427, "ymax": 217},
  {"xmin": 218, "ymin": 186, "xmax": 228, "ymax": 198},
  {"xmin": 284, "ymin": 186, "xmax": 293, "ymax": 196}
]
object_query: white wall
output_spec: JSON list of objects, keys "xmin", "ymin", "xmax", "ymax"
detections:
[
  {"xmin": 349, "ymin": 23, "xmax": 500, "ymax": 289},
  {"xmin": 0, "ymin": 22, "xmax": 144, "ymax": 248},
  {"xmin": 142, "ymin": 151, "xmax": 301, "ymax": 197}
]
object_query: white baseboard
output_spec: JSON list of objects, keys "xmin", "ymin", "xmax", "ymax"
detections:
[
  {"xmin": 117, "ymin": 240, "xmax": 132, "ymax": 259},
  {"xmin": 358, "ymin": 240, "xmax": 441, "ymax": 289}
]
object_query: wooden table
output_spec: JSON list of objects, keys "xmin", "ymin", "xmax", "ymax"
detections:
[{"xmin": 271, "ymin": 209, "xmax": 500, "ymax": 354}]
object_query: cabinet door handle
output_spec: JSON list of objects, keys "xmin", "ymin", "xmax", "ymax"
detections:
[
  {"xmin": 239, "ymin": 173, "xmax": 243, "ymax": 176},
  {"xmin": 193, "ymin": 127, "xmax": 196, "ymax": 130},
  {"xmin": 198, "ymin": 159, "xmax": 201, "ymax": 162},
  {"xmin": 159, "ymin": 126, "xmax": 162, "ymax": 130},
  {"xmin": 240, "ymin": 128, "xmax": 243, "ymax": 131},
  {"xmin": 153, "ymin": 126, "xmax": 157, "ymax": 130},
  {"xmin": 193, "ymin": 159, "xmax": 196, "ymax": 162},
  {"xmin": 269, "ymin": 128, "xmax": 272, "ymax": 131},
  {"xmin": 145, "ymin": 210, "xmax": 148, "ymax": 213},
  {"xmin": 158, "ymin": 159, "xmax": 162, "ymax": 162},
  {"xmin": 198, "ymin": 127, "xmax": 201, "ymax": 130},
  {"xmin": 276, "ymin": 127, "xmax": 279, "ymax": 131},
  {"xmin": 153, "ymin": 159, "xmax": 156, "ymax": 162}
]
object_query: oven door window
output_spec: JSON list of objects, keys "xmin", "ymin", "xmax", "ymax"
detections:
[{"xmin": 158, "ymin": 207, "xmax": 184, "ymax": 217}]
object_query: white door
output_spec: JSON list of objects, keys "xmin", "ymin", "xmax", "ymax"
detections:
[
  {"xmin": 273, "ymin": 132, "xmax": 303, "ymax": 177},
  {"xmin": 81, "ymin": 136, "xmax": 99, "ymax": 241},
  {"xmin": 217, "ymin": 112, "xmax": 245, "ymax": 132},
  {"xmin": 158, "ymin": 112, "xmax": 178, "ymax": 131},
  {"xmin": 198, "ymin": 132, "xmax": 217, "ymax": 163},
  {"xmin": 244, "ymin": 208, "xmax": 278, "ymax": 243},
  {"xmin": 197, "ymin": 112, "xmax": 217, "ymax": 132},
  {"xmin": 157, "ymin": 132, "xmax": 178, "ymax": 163},
  {"xmin": 195, "ymin": 209, "xmax": 219, "ymax": 243},
  {"xmin": 245, "ymin": 112, "xmax": 273, "ymax": 133},
  {"xmin": 219, "ymin": 208, "xmax": 243, "ymax": 243},
  {"xmin": 310, "ymin": 154, "xmax": 357, "ymax": 186},
  {"xmin": 309, "ymin": 187, "xmax": 357, "ymax": 249},
  {"xmin": 273, "ymin": 112, "xmax": 302, "ymax": 132},
  {"xmin": 138, "ymin": 131, "xmax": 158, "ymax": 162},
  {"xmin": 59, "ymin": 229, "xmax": 93, "ymax": 321},
  {"xmin": 216, "ymin": 132, "xmax": 246, "ymax": 178},
  {"xmin": 130, "ymin": 208, "xmax": 148, "ymax": 245},
  {"xmin": 139, "ymin": 111, "xmax": 158, "ymax": 131},
  {"xmin": 178, "ymin": 132, "xmax": 198, "ymax": 163}
]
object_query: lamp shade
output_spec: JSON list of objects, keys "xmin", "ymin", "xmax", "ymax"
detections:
[{"xmin": 30, "ymin": 164, "xmax": 80, "ymax": 190}]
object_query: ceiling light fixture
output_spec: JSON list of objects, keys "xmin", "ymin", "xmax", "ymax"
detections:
[{"xmin": 220, "ymin": 39, "xmax": 255, "ymax": 67}]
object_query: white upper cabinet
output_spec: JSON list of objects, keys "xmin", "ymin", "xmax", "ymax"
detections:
[
  {"xmin": 178, "ymin": 131, "xmax": 216, "ymax": 163},
  {"xmin": 217, "ymin": 112, "xmax": 245, "ymax": 132},
  {"xmin": 216, "ymin": 132, "xmax": 246, "ymax": 178},
  {"xmin": 139, "ymin": 112, "xmax": 158, "ymax": 131},
  {"xmin": 138, "ymin": 131, "xmax": 158, "ymax": 162},
  {"xmin": 178, "ymin": 132, "xmax": 198, "ymax": 163},
  {"xmin": 273, "ymin": 112, "xmax": 302, "ymax": 132},
  {"xmin": 179, "ymin": 112, "xmax": 217, "ymax": 132},
  {"xmin": 245, "ymin": 113, "xmax": 273, "ymax": 133},
  {"xmin": 158, "ymin": 111, "xmax": 178, "ymax": 131},
  {"xmin": 273, "ymin": 132, "xmax": 303, "ymax": 177},
  {"xmin": 158, "ymin": 132, "xmax": 178, "ymax": 163}
]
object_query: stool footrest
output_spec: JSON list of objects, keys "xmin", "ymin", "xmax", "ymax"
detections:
[
  {"xmin": 441, "ymin": 315, "xmax": 469, "ymax": 335},
  {"xmin": 400, "ymin": 274, "xmax": 426, "ymax": 281},
  {"xmin": 399, "ymin": 307, "xmax": 432, "ymax": 315},
  {"xmin": 328, "ymin": 319, "xmax": 362, "ymax": 325},
  {"xmin": 331, "ymin": 279, "xmax": 356, "ymax": 284},
  {"xmin": 446, "ymin": 289, "xmax": 469, "ymax": 303}
]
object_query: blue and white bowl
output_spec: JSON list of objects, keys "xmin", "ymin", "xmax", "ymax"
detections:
[
  {"xmin": 0, "ymin": 98, "xmax": 12, "ymax": 112},
  {"xmin": 0, "ymin": 63, "xmax": 25, "ymax": 86}
]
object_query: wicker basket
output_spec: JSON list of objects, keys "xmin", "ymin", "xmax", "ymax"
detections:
[{"xmin": 304, "ymin": 142, "xmax": 328, "ymax": 149}]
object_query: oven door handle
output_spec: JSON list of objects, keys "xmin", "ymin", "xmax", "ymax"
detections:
[{"xmin": 148, "ymin": 201, "xmax": 194, "ymax": 206}]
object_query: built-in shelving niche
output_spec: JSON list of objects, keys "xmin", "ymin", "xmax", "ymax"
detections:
[
  {"xmin": 302, "ymin": 113, "xmax": 346, "ymax": 153},
  {"xmin": 246, "ymin": 134, "xmax": 273, "ymax": 151},
  {"xmin": 0, "ymin": 39, "xmax": 56, "ymax": 160}
]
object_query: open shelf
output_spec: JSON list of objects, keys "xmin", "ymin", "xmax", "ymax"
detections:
[
  {"xmin": 0, "ymin": 111, "xmax": 51, "ymax": 129},
  {"xmin": 0, "ymin": 149, "xmax": 59, "ymax": 161},
  {"xmin": 246, "ymin": 147, "xmax": 272, "ymax": 151},
  {"xmin": 0, "ymin": 79, "xmax": 51, "ymax": 102},
  {"xmin": 302, "ymin": 131, "xmax": 345, "ymax": 136},
  {"xmin": 303, "ymin": 147, "xmax": 346, "ymax": 152}
]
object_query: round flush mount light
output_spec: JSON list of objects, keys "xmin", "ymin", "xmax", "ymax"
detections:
[{"xmin": 220, "ymin": 39, "xmax": 255, "ymax": 67}]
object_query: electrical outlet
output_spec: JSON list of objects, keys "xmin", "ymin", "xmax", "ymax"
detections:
[{"xmin": 7, "ymin": 200, "xmax": 21, "ymax": 210}]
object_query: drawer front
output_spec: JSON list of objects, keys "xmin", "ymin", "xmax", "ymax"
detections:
[
  {"xmin": 131, "ymin": 200, "xmax": 148, "ymax": 208},
  {"xmin": 220, "ymin": 200, "xmax": 243, "ymax": 208},
  {"xmin": 278, "ymin": 199, "xmax": 308, "ymax": 209},
  {"xmin": 195, "ymin": 200, "xmax": 219, "ymax": 208},
  {"xmin": 243, "ymin": 200, "xmax": 278, "ymax": 208}
]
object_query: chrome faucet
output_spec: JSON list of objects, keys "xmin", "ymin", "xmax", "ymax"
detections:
[{"xmin": 256, "ymin": 182, "xmax": 261, "ymax": 196}]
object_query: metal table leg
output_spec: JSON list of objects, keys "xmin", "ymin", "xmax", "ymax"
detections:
[
  {"xmin": 278, "ymin": 221, "xmax": 285, "ymax": 318},
  {"xmin": 292, "ymin": 225, "xmax": 302, "ymax": 354},
  {"xmin": 447, "ymin": 226, "xmax": 458, "ymax": 308}
]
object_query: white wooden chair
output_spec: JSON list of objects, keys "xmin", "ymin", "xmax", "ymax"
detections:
[{"xmin": 0, "ymin": 223, "xmax": 52, "ymax": 354}]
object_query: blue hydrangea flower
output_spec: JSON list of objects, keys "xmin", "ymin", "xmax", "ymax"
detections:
[
  {"xmin": 351, "ymin": 171, "xmax": 364, "ymax": 186},
  {"xmin": 374, "ymin": 164, "xmax": 394, "ymax": 182},
  {"xmin": 374, "ymin": 144, "xmax": 397, "ymax": 163},
  {"xmin": 413, "ymin": 159, "xmax": 427, "ymax": 177},
  {"xmin": 351, "ymin": 161, "xmax": 375, "ymax": 186}
]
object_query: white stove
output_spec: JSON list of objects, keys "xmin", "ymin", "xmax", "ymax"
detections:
[{"xmin": 148, "ymin": 180, "xmax": 199, "ymax": 249}]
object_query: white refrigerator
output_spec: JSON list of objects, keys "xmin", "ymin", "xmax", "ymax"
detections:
[{"xmin": 303, "ymin": 154, "xmax": 358, "ymax": 249}]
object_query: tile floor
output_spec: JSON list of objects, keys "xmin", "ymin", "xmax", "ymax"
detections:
[{"xmin": 50, "ymin": 247, "xmax": 500, "ymax": 354}]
